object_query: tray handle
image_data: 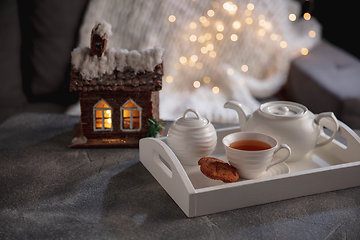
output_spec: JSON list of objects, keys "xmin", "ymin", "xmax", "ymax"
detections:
[
  {"xmin": 319, "ymin": 119, "xmax": 360, "ymax": 163},
  {"xmin": 139, "ymin": 137, "xmax": 196, "ymax": 217}
]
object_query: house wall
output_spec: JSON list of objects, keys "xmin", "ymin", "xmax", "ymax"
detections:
[{"xmin": 79, "ymin": 91, "xmax": 159, "ymax": 140}]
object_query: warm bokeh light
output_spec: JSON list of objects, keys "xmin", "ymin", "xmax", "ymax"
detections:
[
  {"xmin": 301, "ymin": 48, "xmax": 309, "ymax": 55},
  {"xmin": 170, "ymin": 1, "xmax": 317, "ymax": 94},
  {"xmin": 241, "ymin": 65, "xmax": 249, "ymax": 72},
  {"xmin": 201, "ymin": 46, "xmax": 208, "ymax": 54},
  {"xmin": 207, "ymin": 9, "xmax": 215, "ymax": 17},
  {"xmin": 212, "ymin": 86, "xmax": 220, "ymax": 94},
  {"xmin": 209, "ymin": 51, "xmax": 216, "ymax": 58},
  {"xmin": 230, "ymin": 34, "xmax": 238, "ymax": 41},
  {"xmin": 232, "ymin": 21, "xmax": 241, "ymax": 29},
  {"xmin": 204, "ymin": 33, "xmax": 212, "ymax": 40},
  {"xmin": 227, "ymin": 68, "xmax": 234, "ymax": 75},
  {"xmin": 289, "ymin": 13, "xmax": 296, "ymax": 21},
  {"xmin": 223, "ymin": 2, "xmax": 231, "ymax": 10},
  {"xmin": 168, "ymin": 15, "xmax": 176, "ymax": 22},
  {"xmin": 203, "ymin": 76, "xmax": 211, "ymax": 83},
  {"xmin": 198, "ymin": 35, "xmax": 205, "ymax": 43},
  {"xmin": 216, "ymin": 33, "xmax": 224, "ymax": 40},
  {"xmin": 202, "ymin": 20, "xmax": 210, "ymax": 27},
  {"xmin": 258, "ymin": 29, "xmax": 265, "ymax": 36},
  {"xmin": 199, "ymin": 16, "xmax": 207, "ymax": 23},
  {"xmin": 196, "ymin": 62, "xmax": 203, "ymax": 69},
  {"xmin": 189, "ymin": 34, "xmax": 197, "ymax": 42},
  {"xmin": 309, "ymin": 30, "xmax": 316, "ymax": 38},
  {"xmin": 280, "ymin": 41, "xmax": 287, "ymax": 48},
  {"xmin": 245, "ymin": 17, "xmax": 253, "ymax": 25},
  {"xmin": 264, "ymin": 21, "xmax": 272, "ymax": 30},
  {"xmin": 190, "ymin": 55, "xmax": 198, "ymax": 62},
  {"xmin": 270, "ymin": 33, "xmax": 278, "ymax": 41},
  {"xmin": 179, "ymin": 56, "xmax": 187, "ymax": 64},
  {"xmin": 303, "ymin": 12, "xmax": 311, "ymax": 20},
  {"xmin": 223, "ymin": 1, "xmax": 237, "ymax": 14},
  {"xmin": 166, "ymin": 76, "xmax": 173, "ymax": 83},
  {"xmin": 247, "ymin": 3, "xmax": 254, "ymax": 10},
  {"xmin": 212, "ymin": 1, "xmax": 219, "ymax": 8},
  {"xmin": 244, "ymin": 9, "xmax": 252, "ymax": 16},
  {"xmin": 216, "ymin": 24, "xmax": 224, "ymax": 32},
  {"xmin": 207, "ymin": 43, "xmax": 214, "ymax": 51},
  {"xmin": 189, "ymin": 22, "xmax": 197, "ymax": 29},
  {"xmin": 193, "ymin": 81, "xmax": 201, "ymax": 88},
  {"xmin": 259, "ymin": 19, "xmax": 266, "ymax": 27}
]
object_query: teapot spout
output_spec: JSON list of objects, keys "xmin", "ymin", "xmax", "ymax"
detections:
[{"xmin": 224, "ymin": 101, "xmax": 251, "ymax": 131}]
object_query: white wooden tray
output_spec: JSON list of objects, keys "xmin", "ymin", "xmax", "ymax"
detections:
[{"xmin": 139, "ymin": 120, "xmax": 360, "ymax": 217}]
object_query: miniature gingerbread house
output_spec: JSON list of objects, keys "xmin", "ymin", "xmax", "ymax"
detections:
[{"xmin": 69, "ymin": 20, "xmax": 164, "ymax": 147}]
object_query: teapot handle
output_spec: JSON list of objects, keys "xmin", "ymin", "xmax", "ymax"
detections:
[
  {"xmin": 183, "ymin": 109, "xmax": 201, "ymax": 120},
  {"xmin": 314, "ymin": 112, "xmax": 340, "ymax": 147}
]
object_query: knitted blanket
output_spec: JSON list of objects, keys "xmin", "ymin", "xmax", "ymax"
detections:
[{"xmin": 75, "ymin": 0, "xmax": 321, "ymax": 122}]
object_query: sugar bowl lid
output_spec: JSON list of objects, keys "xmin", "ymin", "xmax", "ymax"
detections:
[
  {"xmin": 175, "ymin": 109, "xmax": 209, "ymax": 127},
  {"xmin": 260, "ymin": 101, "xmax": 308, "ymax": 117}
]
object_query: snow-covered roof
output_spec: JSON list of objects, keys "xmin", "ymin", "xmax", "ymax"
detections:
[
  {"xmin": 70, "ymin": 47, "xmax": 164, "ymax": 93},
  {"xmin": 70, "ymin": 20, "xmax": 164, "ymax": 93},
  {"xmin": 71, "ymin": 47, "xmax": 164, "ymax": 80}
]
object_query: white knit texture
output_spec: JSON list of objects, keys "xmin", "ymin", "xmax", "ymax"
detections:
[{"xmin": 76, "ymin": 0, "xmax": 321, "ymax": 122}]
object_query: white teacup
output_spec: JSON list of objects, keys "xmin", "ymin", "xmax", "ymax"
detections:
[{"xmin": 223, "ymin": 132, "xmax": 291, "ymax": 179}]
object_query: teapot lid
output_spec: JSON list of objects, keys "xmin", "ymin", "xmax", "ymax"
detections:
[
  {"xmin": 260, "ymin": 101, "xmax": 307, "ymax": 117},
  {"xmin": 175, "ymin": 109, "xmax": 209, "ymax": 127}
]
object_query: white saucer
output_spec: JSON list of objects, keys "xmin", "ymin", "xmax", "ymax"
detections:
[
  {"xmin": 186, "ymin": 157, "xmax": 290, "ymax": 189},
  {"xmin": 258, "ymin": 162, "xmax": 290, "ymax": 178},
  {"xmin": 217, "ymin": 156, "xmax": 290, "ymax": 180},
  {"xmin": 234, "ymin": 162, "xmax": 290, "ymax": 181}
]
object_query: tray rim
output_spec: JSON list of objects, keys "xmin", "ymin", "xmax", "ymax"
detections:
[
  {"xmin": 194, "ymin": 159, "xmax": 360, "ymax": 193},
  {"xmin": 140, "ymin": 121, "xmax": 360, "ymax": 217},
  {"xmin": 149, "ymin": 128, "xmax": 360, "ymax": 192}
]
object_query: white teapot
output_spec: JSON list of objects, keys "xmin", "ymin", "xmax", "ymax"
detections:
[
  {"xmin": 224, "ymin": 101, "xmax": 340, "ymax": 162},
  {"xmin": 167, "ymin": 109, "xmax": 217, "ymax": 166}
]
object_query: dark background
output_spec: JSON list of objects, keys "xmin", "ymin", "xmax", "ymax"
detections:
[{"xmin": 307, "ymin": 0, "xmax": 360, "ymax": 60}]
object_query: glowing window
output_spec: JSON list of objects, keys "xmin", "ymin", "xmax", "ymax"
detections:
[
  {"xmin": 93, "ymin": 100, "xmax": 112, "ymax": 131},
  {"xmin": 121, "ymin": 99, "xmax": 142, "ymax": 131}
]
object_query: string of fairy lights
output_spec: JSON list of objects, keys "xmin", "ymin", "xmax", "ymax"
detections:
[{"xmin": 166, "ymin": 1, "xmax": 316, "ymax": 95}]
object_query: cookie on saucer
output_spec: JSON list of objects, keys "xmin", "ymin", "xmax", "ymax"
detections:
[{"xmin": 198, "ymin": 157, "xmax": 239, "ymax": 183}]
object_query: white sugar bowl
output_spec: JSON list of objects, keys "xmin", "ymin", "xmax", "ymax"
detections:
[{"xmin": 167, "ymin": 109, "xmax": 217, "ymax": 166}]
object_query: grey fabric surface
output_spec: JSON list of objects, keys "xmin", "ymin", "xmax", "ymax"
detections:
[
  {"xmin": 0, "ymin": 0, "xmax": 27, "ymax": 119},
  {"xmin": 1, "ymin": 113, "xmax": 360, "ymax": 239},
  {"xmin": 287, "ymin": 41, "xmax": 360, "ymax": 129}
]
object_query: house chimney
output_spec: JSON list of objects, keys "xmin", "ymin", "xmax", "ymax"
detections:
[{"xmin": 90, "ymin": 20, "xmax": 112, "ymax": 57}]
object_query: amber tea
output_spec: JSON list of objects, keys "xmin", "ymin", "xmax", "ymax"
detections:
[{"xmin": 229, "ymin": 140, "xmax": 272, "ymax": 151}]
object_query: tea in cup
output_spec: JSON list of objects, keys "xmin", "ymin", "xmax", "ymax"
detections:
[{"xmin": 222, "ymin": 132, "xmax": 291, "ymax": 179}]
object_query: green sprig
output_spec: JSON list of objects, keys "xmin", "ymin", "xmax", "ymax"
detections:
[{"xmin": 144, "ymin": 118, "xmax": 164, "ymax": 138}]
